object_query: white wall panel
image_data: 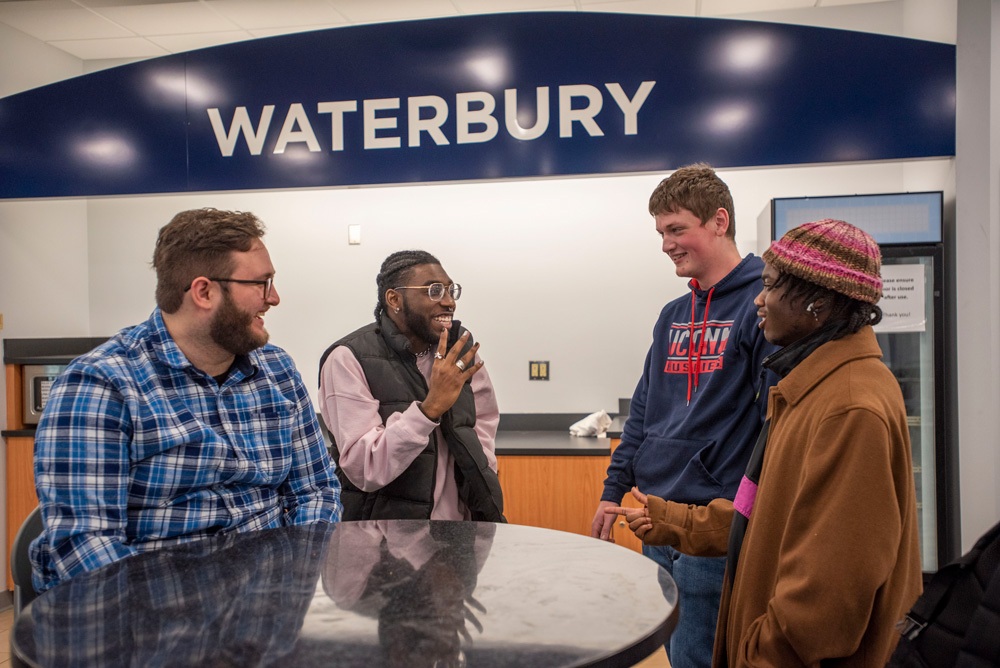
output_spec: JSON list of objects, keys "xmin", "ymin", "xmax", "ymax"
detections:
[
  {"xmin": 0, "ymin": 23, "xmax": 82, "ymax": 98},
  {"xmin": 83, "ymin": 159, "xmax": 952, "ymax": 414}
]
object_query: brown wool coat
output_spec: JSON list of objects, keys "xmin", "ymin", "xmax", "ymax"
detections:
[{"xmin": 643, "ymin": 326, "xmax": 922, "ymax": 668}]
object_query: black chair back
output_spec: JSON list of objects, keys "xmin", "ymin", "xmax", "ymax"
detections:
[{"xmin": 10, "ymin": 506, "xmax": 43, "ymax": 618}]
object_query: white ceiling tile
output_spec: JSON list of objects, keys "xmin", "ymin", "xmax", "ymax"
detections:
[
  {"xmin": 47, "ymin": 36, "xmax": 169, "ymax": 59},
  {"xmin": 702, "ymin": 0, "xmax": 815, "ymax": 16},
  {"xmin": 454, "ymin": 0, "xmax": 576, "ymax": 12},
  {"xmin": 248, "ymin": 24, "xmax": 347, "ymax": 38},
  {"xmin": 95, "ymin": 3, "xmax": 240, "ymax": 35},
  {"xmin": 328, "ymin": 0, "xmax": 459, "ymax": 23},
  {"xmin": 578, "ymin": 0, "xmax": 697, "ymax": 15},
  {"xmin": 0, "ymin": 0, "xmax": 133, "ymax": 41},
  {"xmin": 76, "ymin": 0, "xmax": 201, "ymax": 7},
  {"xmin": 146, "ymin": 30, "xmax": 255, "ymax": 54},
  {"xmin": 206, "ymin": 0, "xmax": 349, "ymax": 30},
  {"xmin": 0, "ymin": 0, "xmax": 900, "ymax": 62},
  {"xmin": 818, "ymin": 0, "xmax": 893, "ymax": 5}
]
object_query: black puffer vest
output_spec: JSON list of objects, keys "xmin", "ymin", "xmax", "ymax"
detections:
[{"xmin": 319, "ymin": 314, "xmax": 505, "ymax": 522}]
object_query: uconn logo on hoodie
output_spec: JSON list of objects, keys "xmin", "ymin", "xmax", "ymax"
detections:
[{"xmin": 664, "ymin": 320, "xmax": 732, "ymax": 374}]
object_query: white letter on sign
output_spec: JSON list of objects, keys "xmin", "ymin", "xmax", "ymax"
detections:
[
  {"xmin": 456, "ymin": 92, "xmax": 499, "ymax": 144},
  {"xmin": 559, "ymin": 85, "xmax": 604, "ymax": 138},
  {"xmin": 364, "ymin": 98, "xmax": 402, "ymax": 149},
  {"xmin": 274, "ymin": 103, "xmax": 321, "ymax": 154},
  {"xmin": 317, "ymin": 101, "xmax": 358, "ymax": 151},
  {"xmin": 605, "ymin": 81, "xmax": 656, "ymax": 135},
  {"xmin": 408, "ymin": 96, "xmax": 450, "ymax": 147},
  {"xmin": 504, "ymin": 87, "xmax": 549, "ymax": 141},
  {"xmin": 207, "ymin": 106, "xmax": 275, "ymax": 156}
]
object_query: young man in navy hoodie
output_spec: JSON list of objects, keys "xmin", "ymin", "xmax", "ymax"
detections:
[{"xmin": 591, "ymin": 164, "xmax": 778, "ymax": 668}]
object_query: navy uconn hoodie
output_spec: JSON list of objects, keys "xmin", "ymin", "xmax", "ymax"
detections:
[{"xmin": 602, "ymin": 254, "xmax": 779, "ymax": 506}]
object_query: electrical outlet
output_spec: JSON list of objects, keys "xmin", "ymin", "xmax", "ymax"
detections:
[{"xmin": 529, "ymin": 360, "xmax": 549, "ymax": 380}]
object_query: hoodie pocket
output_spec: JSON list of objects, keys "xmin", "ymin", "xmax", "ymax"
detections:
[{"xmin": 633, "ymin": 437, "xmax": 723, "ymax": 502}]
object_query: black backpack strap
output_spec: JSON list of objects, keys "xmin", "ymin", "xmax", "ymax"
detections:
[
  {"xmin": 899, "ymin": 521, "xmax": 1000, "ymax": 640},
  {"xmin": 898, "ymin": 563, "xmax": 965, "ymax": 639}
]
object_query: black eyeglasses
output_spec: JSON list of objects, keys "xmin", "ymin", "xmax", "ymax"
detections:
[
  {"xmin": 186, "ymin": 277, "xmax": 274, "ymax": 300},
  {"xmin": 393, "ymin": 282, "xmax": 462, "ymax": 302}
]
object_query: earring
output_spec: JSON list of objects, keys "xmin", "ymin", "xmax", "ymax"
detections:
[
  {"xmin": 806, "ymin": 303, "xmax": 819, "ymax": 321},
  {"xmin": 394, "ymin": 308, "xmax": 400, "ymax": 313}
]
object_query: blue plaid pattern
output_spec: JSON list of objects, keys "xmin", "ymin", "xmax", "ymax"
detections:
[
  {"xmin": 30, "ymin": 309, "xmax": 342, "ymax": 592},
  {"xmin": 26, "ymin": 525, "xmax": 331, "ymax": 666}
]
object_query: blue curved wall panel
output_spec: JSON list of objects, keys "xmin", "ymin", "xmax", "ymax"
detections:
[{"xmin": 0, "ymin": 13, "xmax": 956, "ymax": 198}]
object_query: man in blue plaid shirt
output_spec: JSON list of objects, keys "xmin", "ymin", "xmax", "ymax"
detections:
[{"xmin": 30, "ymin": 208, "xmax": 342, "ymax": 592}]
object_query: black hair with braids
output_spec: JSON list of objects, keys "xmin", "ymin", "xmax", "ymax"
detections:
[
  {"xmin": 374, "ymin": 250, "xmax": 441, "ymax": 322},
  {"xmin": 772, "ymin": 271, "xmax": 883, "ymax": 337}
]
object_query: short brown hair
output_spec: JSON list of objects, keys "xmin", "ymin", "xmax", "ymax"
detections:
[
  {"xmin": 152, "ymin": 208, "xmax": 266, "ymax": 313},
  {"xmin": 648, "ymin": 163, "xmax": 736, "ymax": 240}
]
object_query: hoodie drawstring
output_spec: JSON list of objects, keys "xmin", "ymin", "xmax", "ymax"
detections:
[{"xmin": 686, "ymin": 286, "xmax": 715, "ymax": 406}]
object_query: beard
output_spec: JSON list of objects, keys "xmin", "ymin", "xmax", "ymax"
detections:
[
  {"xmin": 209, "ymin": 290, "xmax": 268, "ymax": 356},
  {"xmin": 401, "ymin": 299, "xmax": 438, "ymax": 347}
]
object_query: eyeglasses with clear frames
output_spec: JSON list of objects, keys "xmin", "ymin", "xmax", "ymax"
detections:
[
  {"xmin": 185, "ymin": 277, "xmax": 274, "ymax": 300},
  {"xmin": 392, "ymin": 282, "xmax": 462, "ymax": 301}
]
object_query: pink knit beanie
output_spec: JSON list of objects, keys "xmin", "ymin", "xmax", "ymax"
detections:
[{"xmin": 763, "ymin": 219, "xmax": 882, "ymax": 304}]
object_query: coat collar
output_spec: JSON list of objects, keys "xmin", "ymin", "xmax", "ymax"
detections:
[
  {"xmin": 763, "ymin": 319, "xmax": 848, "ymax": 379},
  {"xmin": 772, "ymin": 326, "xmax": 884, "ymax": 407},
  {"xmin": 378, "ymin": 311, "xmax": 420, "ymax": 358}
]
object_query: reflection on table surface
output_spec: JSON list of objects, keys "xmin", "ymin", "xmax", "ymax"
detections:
[{"xmin": 14, "ymin": 520, "xmax": 677, "ymax": 668}]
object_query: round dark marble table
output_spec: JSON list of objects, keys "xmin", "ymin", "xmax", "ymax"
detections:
[{"xmin": 13, "ymin": 521, "xmax": 677, "ymax": 667}]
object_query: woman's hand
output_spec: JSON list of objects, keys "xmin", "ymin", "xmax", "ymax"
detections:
[{"xmin": 603, "ymin": 487, "xmax": 653, "ymax": 540}]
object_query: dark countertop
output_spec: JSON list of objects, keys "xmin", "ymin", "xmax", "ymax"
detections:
[
  {"xmin": 2, "ymin": 429, "xmax": 35, "ymax": 438},
  {"xmin": 495, "ymin": 431, "xmax": 613, "ymax": 456},
  {"xmin": 14, "ymin": 520, "xmax": 677, "ymax": 668},
  {"xmin": 607, "ymin": 415, "xmax": 627, "ymax": 440},
  {"xmin": 3, "ymin": 337, "xmax": 108, "ymax": 365}
]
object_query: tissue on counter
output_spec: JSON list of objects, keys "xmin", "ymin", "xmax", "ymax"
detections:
[{"xmin": 569, "ymin": 410, "xmax": 612, "ymax": 437}]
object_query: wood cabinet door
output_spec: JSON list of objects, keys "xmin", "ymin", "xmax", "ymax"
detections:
[
  {"xmin": 497, "ymin": 454, "xmax": 609, "ymax": 538},
  {"xmin": 7, "ymin": 436, "xmax": 39, "ymax": 591}
]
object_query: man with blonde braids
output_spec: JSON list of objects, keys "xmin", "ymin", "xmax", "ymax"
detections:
[{"xmin": 319, "ymin": 250, "xmax": 504, "ymax": 522}]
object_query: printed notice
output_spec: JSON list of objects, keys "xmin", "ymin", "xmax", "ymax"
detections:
[{"xmin": 874, "ymin": 263, "xmax": 926, "ymax": 333}]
